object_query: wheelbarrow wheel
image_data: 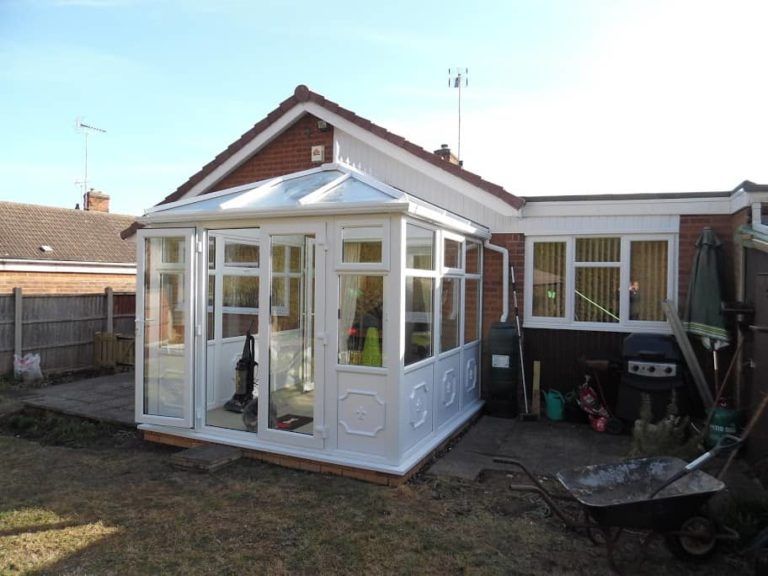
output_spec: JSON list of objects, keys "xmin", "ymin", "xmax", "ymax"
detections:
[{"xmin": 665, "ymin": 516, "xmax": 717, "ymax": 561}]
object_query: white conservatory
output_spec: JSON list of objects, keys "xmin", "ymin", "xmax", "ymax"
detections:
[{"xmin": 135, "ymin": 162, "xmax": 489, "ymax": 478}]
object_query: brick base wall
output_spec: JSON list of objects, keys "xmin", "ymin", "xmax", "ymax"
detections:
[
  {"xmin": 0, "ymin": 272, "xmax": 136, "ymax": 295},
  {"xmin": 212, "ymin": 113, "xmax": 334, "ymax": 191}
]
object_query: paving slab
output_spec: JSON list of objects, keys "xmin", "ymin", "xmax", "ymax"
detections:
[
  {"xmin": 23, "ymin": 372, "xmax": 136, "ymax": 426},
  {"xmin": 427, "ymin": 416, "xmax": 632, "ymax": 480}
]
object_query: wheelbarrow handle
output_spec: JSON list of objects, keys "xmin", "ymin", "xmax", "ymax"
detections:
[
  {"xmin": 649, "ymin": 435, "xmax": 743, "ymax": 499},
  {"xmin": 685, "ymin": 434, "xmax": 743, "ymax": 472}
]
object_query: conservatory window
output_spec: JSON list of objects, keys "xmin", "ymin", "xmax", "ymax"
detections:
[
  {"xmin": 405, "ymin": 224, "xmax": 436, "ymax": 366},
  {"xmin": 464, "ymin": 278, "xmax": 480, "ymax": 343},
  {"xmin": 338, "ymin": 275, "xmax": 384, "ymax": 366},
  {"xmin": 440, "ymin": 277, "xmax": 461, "ymax": 352},
  {"xmin": 207, "ymin": 237, "xmax": 260, "ymax": 340},
  {"xmin": 406, "ymin": 224, "xmax": 434, "ymax": 270},
  {"xmin": 405, "ymin": 277, "xmax": 434, "ymax": 365},
  {"xmin": 342, "ymin": 226, "xmax": 383, "ymax": 264}
]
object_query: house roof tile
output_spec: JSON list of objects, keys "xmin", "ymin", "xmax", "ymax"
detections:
[{"xmin": 0, "ymin": 201, "xmax": 136, "ymax": 263}]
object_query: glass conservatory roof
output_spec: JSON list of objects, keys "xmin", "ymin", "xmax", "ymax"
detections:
[
  {"xmin": 144, "ymin": 165, "xmax": 406, "ymax": 220},
  {"xmin": 141, "ymin": 162, "xmax": 490, "ymax": 238}
]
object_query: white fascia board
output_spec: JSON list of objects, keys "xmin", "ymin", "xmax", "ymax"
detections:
[
  {"xmin": 139, "ymin": 201, "xmax": 409, "ymax": 225},
  {"xmin": 513, "ymin": 214, "xmax": 679, "ymax": 236},
  {"xmin": 521, "ymin": 195, "xmax": 731, "ymax": 218},
  {"xmin": 406, "ymin": 200, "xmax": 491, "ymax": 239},
  {"xmin": 169, "ymin": 105, "xmax": 308, "ymax": 203},
  {"xmin": 730, "ymin": 189, "xmax": 768, "ymax": 214},
  {"xmin": 0, "ymin": 260, "xmax": 136, "ymax": 274},
  {"xmin": 302, "ymin": 101, "xmax": 521, "ymax": 217}
]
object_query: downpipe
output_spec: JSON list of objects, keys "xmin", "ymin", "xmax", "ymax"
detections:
[{"xmin": 483, "ymin": 240, "xmax": 509, "ymax": 322}]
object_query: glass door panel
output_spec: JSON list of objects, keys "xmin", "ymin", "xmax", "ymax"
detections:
[
  {"xmin": 137, "ymin": 229, "xmax": 194, "ymax": 427},
  {"xmin": 205, "ymin": 230, "xmax": 261, "ymax": 432},
  {"xmin": 268, "ymin": 235, "xmax": 316, "ymax": 436}
]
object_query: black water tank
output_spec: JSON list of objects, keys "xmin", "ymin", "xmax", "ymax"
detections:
[{"xmin": 486, "ymin": 322, "xmax": 519, "ymax": 417}]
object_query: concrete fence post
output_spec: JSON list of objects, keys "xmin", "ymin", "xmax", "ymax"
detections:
[
  {"xmin": 105, "ymin": 287, "xmax": 114, "ymax": 333},
  {"xmin": 13, "ymin": 287, "xmax": 22, "ymax": 359}
]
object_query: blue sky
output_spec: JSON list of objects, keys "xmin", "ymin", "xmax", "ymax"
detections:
[{"xmin": 1, "ymin": 0, "xmax": 767, "ymax": 215}]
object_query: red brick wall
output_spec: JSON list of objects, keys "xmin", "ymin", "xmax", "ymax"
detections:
[
  {"xmin": 482, "ymin": 233, "xmax": 525, "ymax": 337},
  {"xmin": 212, "ymin": 113, "xmax": 334, "ymax": 191},
  {"xmin": 678, "ymin": 210, "xmax": 748, "ymax": 308},
  {"xmin": 0, "ymin": 272, "xmax": 136, "ymax": 295}
]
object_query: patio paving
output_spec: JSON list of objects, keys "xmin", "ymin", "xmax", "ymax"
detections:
[
  {"xmin": 426, "ymin": 415, "xmax": 633, "ymax": 480},
  {"xmin": 23, "ymin": 371, "xmax": 135, "ymax": 426}
]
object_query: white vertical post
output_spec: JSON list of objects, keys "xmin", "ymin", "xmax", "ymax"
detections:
[
  {"xmin": 105, "ymin": 287, "xmax": 114, "ymax": 333},
  {"xmin": 13, "ymin": 287, "xmax": 22, "ymax": 359}
]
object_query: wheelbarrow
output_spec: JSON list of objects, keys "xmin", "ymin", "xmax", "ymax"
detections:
[{"xmin": 492, "ymin": 435, "xmax": 742, "ymax": 573}]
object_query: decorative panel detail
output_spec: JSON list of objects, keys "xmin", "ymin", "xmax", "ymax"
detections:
[
  {"xmin": 441, "ymin": 369, "xmax": 457, "ymax": 407},
  {"xmin": 409, "ymin": 381, "xmax": 429, "ymax": 429},
  {"xmin": 339, "ymin": 389, "xmax": 386, "ymax": 437},
  {"xmin": 466, "ymin": 358, "xmax": 477, "ymax": 392}
]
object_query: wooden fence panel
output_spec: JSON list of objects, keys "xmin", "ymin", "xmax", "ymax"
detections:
[
  {"xmin": 0, "ymin": 295, "xmax": 14, "ymax": 374},
  {"xmin": 0, "ymin": 290, "xmax": 135, "ymax": 375}
]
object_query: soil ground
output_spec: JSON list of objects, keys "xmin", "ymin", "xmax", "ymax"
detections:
[{"xmin": 0, "ymin": 409, "xmax": 755, "ymax": 576}]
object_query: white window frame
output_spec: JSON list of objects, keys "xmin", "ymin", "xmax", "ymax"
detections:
[
  {"xmin": 524, "ymin": 233, "xmax": 676, "ymax": 333},
  {"xmin": 335, "ymin": 218, "xmax": 390, "ymax": 272}
]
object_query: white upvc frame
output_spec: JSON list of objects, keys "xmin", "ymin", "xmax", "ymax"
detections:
[
  {"xmin": 136, "ymin": 227, "xmax": 196, "ymax": 428},
  {"xmin": 523, "ymin": 233, "xmax": 677, "ymax": 333},
  {"xmin": 258, "ymin": 221, "xmax": 327, "ymax": 449},
  {"xmin": 335, "ymin": 217, "xmax": 391, "ymax": 272}
]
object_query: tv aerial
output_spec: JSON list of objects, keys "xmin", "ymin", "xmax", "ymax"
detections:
[
  {"xmin": 448, "ymin": 67, "xmax": 468, "ymax": 165},
  {"xmin": 74, "ymin": 117, "xmax": 107, "ymax": 208}
]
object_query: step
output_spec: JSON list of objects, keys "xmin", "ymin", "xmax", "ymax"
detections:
[{"xmin": 170, "ymin": 444, "xmax": 243, "ymax": 472}]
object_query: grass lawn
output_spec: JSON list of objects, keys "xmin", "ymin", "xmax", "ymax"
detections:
[{"xmin": 0, "ymin": 412, "xmax": 752, "ymax": 575}]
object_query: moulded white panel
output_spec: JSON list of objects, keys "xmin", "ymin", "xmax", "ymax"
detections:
[
  {"xmin": 339, "ymin": 390, "xmax": 386, "ymax": 438},
  {"xmin": 400, "ymin": 363, "xmax": 434, "ymax": 451},
  {"xmin": 336, "ymin": 371, "xmax": 390, "ymax": 457},
  {"xmin": 461, "ymin": 344, "xmax": 481, "ymax": 409},
  {"xmin": 435, "ymin": 353, "xmax": 461, "ymax": 429}
]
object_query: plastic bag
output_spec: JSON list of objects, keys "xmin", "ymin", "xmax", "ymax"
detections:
[{"xmin": 13, "ymin": 353, "xmax": 43, "ymax": 383}]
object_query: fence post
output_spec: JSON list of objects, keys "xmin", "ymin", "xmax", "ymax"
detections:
[
  {"xmin": 13, "ymin": 287, "xmax": 22, "ymax": 359},
  {"xmin": 105, "ymin": 287, "xmax": 114, "ymax": 333}
]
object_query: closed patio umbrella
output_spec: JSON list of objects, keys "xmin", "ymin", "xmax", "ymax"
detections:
[{"xmin": 684, "ymin": 227, "xmax": 730, "ymax": 392}]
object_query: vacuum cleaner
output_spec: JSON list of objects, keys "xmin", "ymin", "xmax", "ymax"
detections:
[{"xmin": 224, "ymin": 328, "xmax": 257, "ymax": 414}]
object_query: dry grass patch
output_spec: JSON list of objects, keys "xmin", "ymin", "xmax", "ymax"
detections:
[{"xmin": 0, "ymin": 414, "xmax": 752, "ymax": 576}]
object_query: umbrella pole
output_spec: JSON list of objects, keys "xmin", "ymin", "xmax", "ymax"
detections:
[{"xmin": 712, "ymin": 349, "xmax": 719, "ymax": 398}]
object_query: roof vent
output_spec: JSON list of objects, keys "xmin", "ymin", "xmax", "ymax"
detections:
[{"xmin": 39, "ymin": 245, "xmax": 53, "ymax": 253}]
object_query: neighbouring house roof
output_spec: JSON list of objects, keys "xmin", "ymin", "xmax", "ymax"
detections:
[
  {"xmin": 158, "ymin": 84, "xmax": 525, "ymax": 211},
  {"xmin": 0, "ymin": 201, "xmax": 136, "ymax": 264}
]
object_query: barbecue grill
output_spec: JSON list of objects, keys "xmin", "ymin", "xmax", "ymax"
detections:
[{"xmin": 616, "ymin": 333, "xmax": 691, "ymax": 422}]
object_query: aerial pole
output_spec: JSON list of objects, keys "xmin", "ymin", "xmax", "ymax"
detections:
[
  {"xmin": 75, "ymin": 117, "xmax": 106, "ymax": 208},
  {"xmin": 448, "ymin": 67, "xmax": 468, "ymax": 165}
]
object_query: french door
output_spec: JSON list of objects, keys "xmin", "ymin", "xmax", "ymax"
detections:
[
  {"xmin": 259, "ymin": 222, "xmax": 326, "ymax": 448},
  {"xmin": 136, "ymin": 228, "xmax": 195, "ymax": 427}
]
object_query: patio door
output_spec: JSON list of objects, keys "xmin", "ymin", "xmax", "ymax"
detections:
[
  {"xmin": 136, "ymin": 228, "xmax": 195, "ymax": 427},
  {"xmin": 259, "ymin": 223, "xmax": 325, "ymax": 448}
]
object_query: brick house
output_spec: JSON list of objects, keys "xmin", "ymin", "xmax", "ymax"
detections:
[
  {"xmin": 128, "ymin": 85, "xmax": 768, "ymax": 481},
  {"xmin": 0, "ymin": 191, "xmax": 137, "ymax": 295}
]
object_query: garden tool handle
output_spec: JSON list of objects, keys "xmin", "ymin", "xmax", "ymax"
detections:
[
  {"xmin": 684, "ymin": 434, "xmax": 742, "ymax": 472},
  {"xmin": 649, "ymin": 435, "xmax": 742, "ymax": 499}
]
